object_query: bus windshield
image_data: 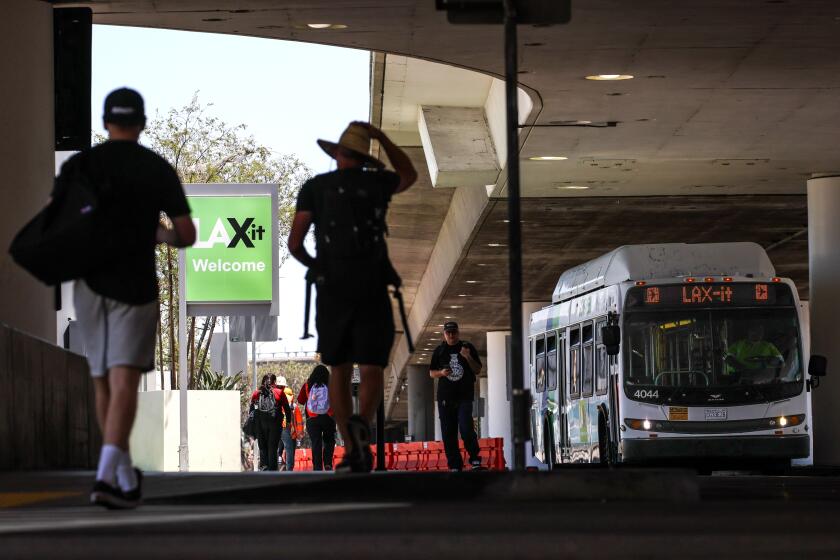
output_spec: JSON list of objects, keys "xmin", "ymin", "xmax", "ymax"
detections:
[{"xmin": 623, "ymin": 307, "xmax": 804, "ymax": 405}]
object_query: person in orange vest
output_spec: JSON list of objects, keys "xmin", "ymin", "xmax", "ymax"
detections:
[
  {"xmin": 298, "ymin": 365, "xmax": 336, "ymax": 471},
  {"xmin": 283, "ymin": 385, "xmax": 305, "ymax": 469}
]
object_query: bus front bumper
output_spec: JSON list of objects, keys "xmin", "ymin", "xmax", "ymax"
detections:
[{"xmin": 621, "ymin": 434, "xmax": 810, "ymax": 462}]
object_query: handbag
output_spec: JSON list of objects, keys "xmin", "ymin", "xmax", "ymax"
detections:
[
  {"xmin": 8, "ymin": 153, "xmax": 110, "ymax": 285},
  {"xmin": 242, "ymin": 405, "xmax": 257, "ymax": 439}
]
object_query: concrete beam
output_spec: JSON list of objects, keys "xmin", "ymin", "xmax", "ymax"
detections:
[{"xmin": 418, "ymin": 106, "xmax": 500, "ymax": 188}]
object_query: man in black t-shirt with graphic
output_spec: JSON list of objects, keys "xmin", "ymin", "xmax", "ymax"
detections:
[
  {"xmin": 429, "ymin": 321, "xmax": 484, "ymax": 471},
  {"xmin": 288, "ymin": 121, "xmax": 417, "ymax": 473},
  {"xmin": 60, "ymin": 89, "xmax": 196, "ymax": 509}
]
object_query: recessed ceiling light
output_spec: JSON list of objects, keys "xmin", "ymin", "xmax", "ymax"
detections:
[
  {"xmin": 487, "ymin": 243, "xmax": 506, "ymax": 247},
  {"xmin": 450, "ymin": 305, "xmax": 463, "ymax": 309},
  {"xmin": 306, "ymin": 23, "xmax": 348, "ymax": 29},
  {"xmin": 528, "ymin": 156, "xmax": 568, "ymax": 161},
  {"xmin": 585, "ymin": 74, "xmax": 634, "ymax": 81},
  {"xmin": 458, "ymin": 294, "xmax": 468, "ymax": 297},
  {"xmin": 556, "ymin": 185, "xmax": 590, "ymax": 190},
  {"xmin": 444, "ymin": 316, "xmax": 453, "ymax": 319},
  {"xmin": 466, "ymin": 280, "xmax": 479, "ymax": 284},
  {"xmin": 434, "ymin": 331, "xmax": 441, "ymax": 334},
  {"xmin": 476, "ymin": 264, "xmax": 489, "ymax": 267}
]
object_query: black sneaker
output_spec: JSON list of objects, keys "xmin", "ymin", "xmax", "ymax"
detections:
[
  {"xmin": 470, "ymin": 459, "xmax": 486, "ymax": 471},
  {"xmin": 90, "ymin": 480, "xmax": 136, "ymax": 510},
  {"xmin": 335, "ymin": 416, "xmax": 373, "ymax": 474},
  {"xmin": 121, "ymin": 468, "xmax": 143, "ymax": 505}
]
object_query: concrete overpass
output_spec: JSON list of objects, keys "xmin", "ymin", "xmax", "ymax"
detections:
[{"xmin": 2, "ymin": 1, "xmax": 840, "ymax": 462}]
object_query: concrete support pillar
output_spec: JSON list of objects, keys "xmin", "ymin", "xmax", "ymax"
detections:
[
  {"xmin": 807, "ymin": 176, "xmax": 840, "ymax": 465},
  {"xmin": 486, "ymin": 330, "xmax": 512, "ymax": 466},
  {"xmin": 0, "ymin": 1, "xmax": 54, "ymax": 339},
  {"xmin": 434, "ymin": 377, "xmax": 442, "ymax": 441},
  {"xmin": 407, "ymin": 365, "xmax": 434, "ymax": 442}
]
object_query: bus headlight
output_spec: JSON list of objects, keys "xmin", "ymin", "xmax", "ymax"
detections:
[
  {"xmin": 626, "ymin": 418, "xmax": 661, "ymax": 431},
  {"xmin": 768, "ymin": 414, "xmax": 805, "ymax": 428}
]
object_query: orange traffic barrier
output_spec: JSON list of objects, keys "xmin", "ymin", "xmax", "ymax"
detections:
[{"xmin": 290, "ymin": 438, "xmax": 506, "ymax": 473}]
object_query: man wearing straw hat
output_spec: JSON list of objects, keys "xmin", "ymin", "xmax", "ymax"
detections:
[{"xmin": 288, "ymin": 122, "xmax": 417, "ymax": 473}]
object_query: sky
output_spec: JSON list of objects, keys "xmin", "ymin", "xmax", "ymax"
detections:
[{"xmin": 91, "ymin": 25, "xmax": 371, "ymax": 358}]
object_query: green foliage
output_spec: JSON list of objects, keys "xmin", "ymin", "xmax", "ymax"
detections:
[{"xmin": 196, "ymin": 370, "xmax": 243, "ymax": 391}]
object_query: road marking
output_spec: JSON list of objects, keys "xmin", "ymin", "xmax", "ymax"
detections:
[
  {"xmin": 0, "ymin": 503, "xmax": 407, "ymax": 535},
  {"xmin": 0, "ymin": 492, "xmax": 81, "ymax": 509}
]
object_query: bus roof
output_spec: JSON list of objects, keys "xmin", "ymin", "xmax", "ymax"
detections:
[{"xmin": 552, "ymin": 242, "xmax": 776, "ymax": 304}]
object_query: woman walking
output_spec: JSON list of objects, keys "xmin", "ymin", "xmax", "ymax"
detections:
[
  {"xmin": 251, "ymin": 374, "xmax": 290, "ymax": 471},
  {"xmin": 298, "ymin": 365, "xmax": 336, "ymax": 471}
]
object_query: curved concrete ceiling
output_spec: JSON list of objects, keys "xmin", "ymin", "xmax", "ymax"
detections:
[{"xmin": 64, "ymin": 0, "xmax": 840, "ymax": 196}]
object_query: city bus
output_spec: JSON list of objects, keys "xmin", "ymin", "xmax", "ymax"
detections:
[{"xmin": 528, "ymin": 243, "xmax": 826, "ymax": 468}]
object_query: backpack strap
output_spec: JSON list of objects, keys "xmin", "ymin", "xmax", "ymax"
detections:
[{"xmin": 301, "ymin": 275, "xmax": 314, "ymax": 339}]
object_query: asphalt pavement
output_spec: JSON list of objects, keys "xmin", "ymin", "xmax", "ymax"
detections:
[{"xmin": 2, "ymin": 469, "xmax": 840, "ymax": 559}]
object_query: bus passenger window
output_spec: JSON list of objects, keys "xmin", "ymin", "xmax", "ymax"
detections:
[
  {"xmin": 547, "ymin": 333, "xmax": 558, "ymax": 392},
  {"xmin": 596, "ymin": 320, "xmax": 608, "ymax": 395},
  {"xmin": 569, "ymin": 327, "xmax": 581, "ymax": 399},
  {"xmin": 582, "ymin": 323, "xmax": 594, "ymax": 397},
  {"xmin": 535, "ymin": 336, "xmax": 546, "ymax": 393}
]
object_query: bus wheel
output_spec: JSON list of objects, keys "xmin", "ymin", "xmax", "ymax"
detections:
[
  {"xmin": 597, "ymin": 408, "xmax": 612, "ymax": 467},
  {"xmin": 543, "ymin": 423, "xmax": 556, "ymax": 470}
]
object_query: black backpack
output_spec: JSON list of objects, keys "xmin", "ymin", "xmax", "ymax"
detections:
[
  {"xmin": 300, "ymin": 170, "xmax": 414, "ymax": 352},
  {"xmin": 9, "ymin": 152, "xmax": 110, "ymax": 286},
  {"xmin": 257, "ymin": 386, "xmax": 278, "ymax": 418},
  {"xmin": 315, "ymin": 171, "xmax": 400, "ymax": 297}
]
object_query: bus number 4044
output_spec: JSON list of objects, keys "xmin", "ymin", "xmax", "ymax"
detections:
[{"xmin": 634, "ymin": 389, "xmax": 659, "ymax": 399}]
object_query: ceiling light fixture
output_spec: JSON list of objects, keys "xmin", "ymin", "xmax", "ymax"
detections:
[
  {"xmin": 487, "ymin": 243, "xmax": 506, "ymax": 247},
  {"xmin": 585, "ymin": 74, "xmax": 634, "ymax": 81},
  {"xmin": 306, "ymin": 23, "xmax": 348, "ymax": 29},
  {"xmin": 528, "ymin": 156, "xmax": 568, "ymax": 161},
  {"xmin": 466, "ymin": 280, "xmax": 479, "ymax": 283},
  {"xmin": 556, "ymin": 185, "xmax": 590, "ymax": 190}
]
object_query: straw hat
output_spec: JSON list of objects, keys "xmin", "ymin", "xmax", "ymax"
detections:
[{"xmin": 317, "ymin": 123, "xmax": 385, "ymax": 169}]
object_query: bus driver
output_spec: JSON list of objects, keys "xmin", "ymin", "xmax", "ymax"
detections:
[{"xmin": 724, "ymin": 324, "xmax": 784, "ymax": 377}]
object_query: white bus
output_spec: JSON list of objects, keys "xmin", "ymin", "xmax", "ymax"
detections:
[{"xmin": 528, "ymin": 243, "xmax": 826, "ymax": 468}]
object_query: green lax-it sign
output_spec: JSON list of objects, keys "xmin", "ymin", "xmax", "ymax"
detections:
[{"xmin": 185, "ymin": 195, "xmax": 273, "ymax": 303}]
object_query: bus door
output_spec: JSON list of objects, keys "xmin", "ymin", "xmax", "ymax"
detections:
[
  {"xmin": 596, "ymin": 318, "xmax": 617, "ymax": 462},
  {"xmin": 553, "ymin": 331, "xmax": 569, "ymax": 463}
]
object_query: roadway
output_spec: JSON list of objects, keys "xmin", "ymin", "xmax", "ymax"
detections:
[{"xmin": 2, "ymin": 469, "xmax": 840, "ymax": 559}]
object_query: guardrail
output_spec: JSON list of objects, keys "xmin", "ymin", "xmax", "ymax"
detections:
[{"xmin": 294, "ymin": 437, "xmax": 506, "ymax": 471}]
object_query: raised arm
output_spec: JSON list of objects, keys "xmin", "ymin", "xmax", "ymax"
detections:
[{"xmin": 353, "ymin": 122, "xmax": 417, "ymax": 193}]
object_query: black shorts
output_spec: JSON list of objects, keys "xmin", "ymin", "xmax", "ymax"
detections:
[{"xmin": 315, "ymin": 289, "xmax": 395, "ymax": 367}]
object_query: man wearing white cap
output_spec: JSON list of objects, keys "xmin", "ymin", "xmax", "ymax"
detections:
[{"xmin": 288, "ymin": 122, "xmax": 417, "ymax": 473}]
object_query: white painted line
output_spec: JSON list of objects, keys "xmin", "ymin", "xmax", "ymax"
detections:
[{"xmin": 0, "ymin": 503, "xmax": 408, "ymax": 535}]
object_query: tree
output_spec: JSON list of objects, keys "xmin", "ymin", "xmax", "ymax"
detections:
[{"xmin": 141, "ymin": 93, "xmax": 312, "ymax": 388}]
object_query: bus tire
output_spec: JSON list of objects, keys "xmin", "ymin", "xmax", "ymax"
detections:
[
  {"xmin": 543, "ymin": 420, "xmax": 556, "ymax": 469},
  {"xmin": 597, "ymin": 407, "xmax": 612, "ymax": 467}
]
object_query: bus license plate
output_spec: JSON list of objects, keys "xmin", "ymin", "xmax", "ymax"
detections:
[{"xmin": 704, "ymin": 408, "xmax": 727, "ymax": 421}]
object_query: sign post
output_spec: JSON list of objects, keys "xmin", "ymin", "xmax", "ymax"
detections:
[
  {"xmin": 435, "ymin": 0, "xmax": 571, "ymax": 471},
  {"xmin": 177, "ymin": 184, "xmax": 279, "ymax": 472}
]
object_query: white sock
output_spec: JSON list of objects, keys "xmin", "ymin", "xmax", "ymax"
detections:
[
  {"xmin": 116, "ymin": 450, "xmax": 138, "ymax": 493},
  {"xmin": 96, "ymin": 444, "xmax": 122, "ymax": 486}
]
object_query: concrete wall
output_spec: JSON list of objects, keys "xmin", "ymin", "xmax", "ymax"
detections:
[
  {"xmin": 0, "ymin": 322, "xmax": 100, "ymax": 469},
  {"xmin": 0, "ymin": 1, "xmax": 54, "ymax": 340},
  {"xmin": 129, "ymin": 390, "xmax": 240, "ymax": 472}
]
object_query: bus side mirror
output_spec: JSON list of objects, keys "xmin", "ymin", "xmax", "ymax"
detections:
[
  {"xmin": 602, "ymin": 325, "xmax": 620, "ymax": 356},
  {"xmin": 809, "ymin": 355, "xmax": 827, "ymax": 377}
]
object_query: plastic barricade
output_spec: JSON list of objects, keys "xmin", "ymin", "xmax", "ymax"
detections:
[
  {"xmin": 425, "ymin": 441, "xmax": 445, "ymax": 471},
  {"xmin": 404, "ymin": 442, "xmax": 423, "ymax": 470}
]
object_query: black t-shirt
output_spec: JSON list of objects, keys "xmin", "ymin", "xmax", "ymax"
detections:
[
  {"xmin": 296, "ymin": 167, "xmax": 400, "ymax": 252},
  {"xmin": 55, "ymin": 140, "xmax": 190, "ymax": 304},
  {"xmin": 430, "ymin": 341, "xmax": 481, "ymax": 403},
  {"xmin": 296, "ymin": 168, "xmax": 400, "ymax": 298}
]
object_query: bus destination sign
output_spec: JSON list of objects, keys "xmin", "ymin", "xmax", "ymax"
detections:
[{"xmin": 628, "ymin": 283, "xmax": 790, "ymax": 309}]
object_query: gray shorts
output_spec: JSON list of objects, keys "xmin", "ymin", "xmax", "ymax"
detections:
[{"xmin": 73, "ymin": 280, "xmax": 159, "ymax": 377}]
